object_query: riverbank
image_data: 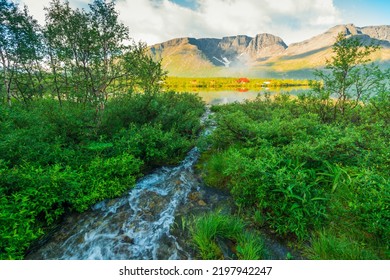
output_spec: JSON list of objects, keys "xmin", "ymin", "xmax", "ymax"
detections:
[
  {"xmin": 164, "ymin": 77, "xmax": 310, "ymax": 92},
  {"xmin": 0, "ymin": 92, "xmax": 205, "ymax": 259},
  {"xmin": 196, "ymin": 93, "xmax": 389, "ymax": 259}
]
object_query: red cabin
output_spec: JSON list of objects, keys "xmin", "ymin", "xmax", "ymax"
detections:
[{"xmin": 237, "ymin": 77, "xmax": 250, "ymax": 84}]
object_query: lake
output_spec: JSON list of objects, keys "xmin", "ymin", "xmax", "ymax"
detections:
[{"xmin": 190, "ymin": 87, "xmax": 309, "ymax": 105}]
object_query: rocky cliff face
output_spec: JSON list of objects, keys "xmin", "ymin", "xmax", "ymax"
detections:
[
  {"xmin": 150, "ymin": 33, "xmax": 288, "ymax": 67},
  {"xmin": 218, "ymin": 35, "xmax": 252, "ymax": 54},
  {"xmin": 361, "ymin": 25, "xmax": 390, "ymax": 42},
  {"xmin": 246, "ymin": 33, "xmax": 287, "ymax": 59}
]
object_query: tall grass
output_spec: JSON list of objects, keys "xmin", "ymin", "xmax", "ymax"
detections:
[
  {"xmin": 191, "ymin": 212, "xmax": 266, "ymax": 260},
  {"xmin": 236, "ymin": 232, "xmax": 266, "ymax": 260},
  {"xmin": 306, "ymin": 230, "xmax": 379, "ymax": 260}
]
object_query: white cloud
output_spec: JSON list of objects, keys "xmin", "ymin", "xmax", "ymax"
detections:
[
  {"xmin": 117, "ymin": 0, "xmax": 197, "ymax": 44},
  {"xmin": 17, "ymin": 0, "xmax": 90, "ymax": 24},
  {"xmin": 17, "ymin": 0, "xmax": 342, "ymax": 45},
  {"xmin": 16, "ymin": 0, "xmax": 51, "ymax": 24},
  {"xmin": 116, "ymin": 0, "xmax": 342, "ymax": 45}
]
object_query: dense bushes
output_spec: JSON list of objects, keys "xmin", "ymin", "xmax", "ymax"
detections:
[
  {"xmin": 0, "ymin": 92, "xmax": 205, "ymax": 259},
  {"xmin": 0, "ymin": 0, "xmax": 208, "ymax": 260},
  {"xmin": 200, "ymin": 94, "xmax": 389, "ymax": 259}
]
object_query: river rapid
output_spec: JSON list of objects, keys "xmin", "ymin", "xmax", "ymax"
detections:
[
  {"xmin": 26, "ymin": 103, "xmax": 298, "ymax": 260},
  {"xmin": 27, "ymin": 108, "xmax": 238, "ymax": 260}
]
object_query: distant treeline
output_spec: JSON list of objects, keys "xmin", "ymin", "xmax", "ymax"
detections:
[{"xmin": 164, "ymin": 77, "xmax": 310, "ymax": 91}]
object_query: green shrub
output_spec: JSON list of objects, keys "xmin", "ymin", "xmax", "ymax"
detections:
[
  {"xmin": 0, "ymin": 163, "xmax": 78, "ymax": 259},
  {"xmin": 101, "ymin": 91, "xmax": 204, "ymax": 138},
  {"xmin": 200, "ymin": 151, "xmax": 232, "ymax": 190},
  {"xmin": 346, "ymin": 168, "xmax": 390, "ymax": 243},
  {"xmin": 72, "ymin": 153, "xmax": 143, "ymax": 212},
  {"xmin": 113, "ymin": 124, "xmax": 192, "ymax": 167},
  {"xmin": 0, "ymin": 90, "xmax": 205, "ymax": 259},
  {"xmin": 220, "ymin": 148, "xmax": 328, "ymax": 240},
  {"xmin": 202, "ymin": 95, "xmax": 389, "ymax": 258}
]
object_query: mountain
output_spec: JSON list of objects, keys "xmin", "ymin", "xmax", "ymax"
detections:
[
  {"xmin": 361, "ymin": 25, "xmax": 390, "ymax": 42},
  {"xmin": 149, "ymin": 24, "xmax": 390, "ymax": 78},
  {"xmin": 149, "ymin": 33, "xmax": 287, "ymax": 75}
]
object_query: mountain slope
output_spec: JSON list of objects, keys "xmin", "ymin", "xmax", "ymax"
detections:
[
  {"xmin": 267, "ymin": 24, "xmax": 390, "ymax": 72},
  {"xmin": 149, "ymin": 38, "xmax": 217, "ymax": 76},
  {"xmin": 149, "ymin": 24, "xmax": 390, "ymax": 77}
]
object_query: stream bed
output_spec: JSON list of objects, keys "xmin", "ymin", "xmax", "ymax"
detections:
[{"xmin": 26, "ymin": 108, "xmax": 298, "ymax": 260}]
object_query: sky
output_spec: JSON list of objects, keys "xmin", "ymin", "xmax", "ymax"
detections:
[{"xmin": 17, "ymin": 0, "xmax": 390, "ymax": 46}]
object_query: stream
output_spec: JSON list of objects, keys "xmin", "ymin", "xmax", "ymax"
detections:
[
  {"xmin": 26, "ymin": 107, "xmax": 297, "ymax": 260},
  {"xmin": 27, "ymin": 147, "xmax": 233, "ymax": 260}
]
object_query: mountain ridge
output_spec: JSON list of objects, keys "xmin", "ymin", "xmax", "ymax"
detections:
[{"xmin": 149, "ymin": 24, "xmax": 390, "ymax": 77}]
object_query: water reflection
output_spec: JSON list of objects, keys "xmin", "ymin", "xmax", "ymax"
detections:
[{"xmin": 191, "ymin": 87, "xmax": 309, "ymax": 105}]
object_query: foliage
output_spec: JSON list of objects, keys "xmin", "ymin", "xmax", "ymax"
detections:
[
  {"xmin": 0, "ymin": 0, "xmax": 44, "ymax": 105},
  {"xmin": 1, "ymin": 0, "xmax": 166, "ymax": 108},
  {"xmin": 101, "ymin": 91, "xmax": 204, "ymax": 137},
  {"xmin": 307, "ymin": 32, "xmax": 384, "ymax": 122},
  {"xmin": 236, "ymin": 232, "xmax": 266, "ymax": 260},
  {"xmin": 0, "ymin": 90, "xmax": 205, "ymax": 259},
  {"xmin": 305, "ymin": 230, "xmax": 379, "ymax": 260},
  {"xmin": 122, "ymin": 42, "xmax": 167, "ymax": 95},
  {"xmin": 0, "ymin": 0, "xmax": 206, "ymax": 260},
  {"xmin": 200, "ymin": 93, "xmax": 389, "ymax": 258},
  {"xmin": 46, "ymin": 0, "xmax": 136, "ymax": 104},
  {"xmin": 190, "ymin": 212, "xmax": 266, "ymax": 260},
  {"xmin": 368, "ymin": 68, "xmax": 390, "ymax": 123}
]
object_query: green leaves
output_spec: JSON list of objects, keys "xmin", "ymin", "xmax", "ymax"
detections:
[
  {"xmin": 1, "ymin": 0, "xmax": 167, "ymax": 108},
  {"xmin": 202, "ymin": 95, "xmax": 389, "ymax": 256},
  {"xmin": 318, "ymin": 161, "xmax": 350, "ymax": 194},
  {"xmin": 1, "ymin": 0, "xmax": 205, "ymax": 260},
  {"xmin": 0, "ymin": 0, "xmax": 44, "ymax": 105},
  {"xmin": 191, "ymin": 213, "xmax": 266, "ymax": 260},
  {"xmin": 43, "ymin": 0, "xmax": 133, "ymax": 105},
  {"xmin": 0, "ymin": 88, "xmax": 205, "ymax": 259},
  {"xmin": 308, "ymin": 32, "xmax": 386, "ymax": 122}
]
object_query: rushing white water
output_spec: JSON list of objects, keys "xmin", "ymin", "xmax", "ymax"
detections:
[
  {"xmin": 26, "ymin": 105, "xmax": 298, "ymax": 260},
  {"xmin": 28, "ymin": 148, "xmax": 200, "ymax": 260}
]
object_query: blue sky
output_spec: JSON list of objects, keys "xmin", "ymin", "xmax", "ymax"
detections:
[
  {"xmin": 169, "ymin": 0, "xmax": 390, "ymax": 25},
  {"xmin": 18, "ymin": 0, "xmax": 390, "ymax": 45},
  {"xmin": 171, "ymin": 0, "xmax": 198, "ymax": 9},
  {"xmin": 335, "ymin": 0, "xmax": 390, "ymax": 26}
]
